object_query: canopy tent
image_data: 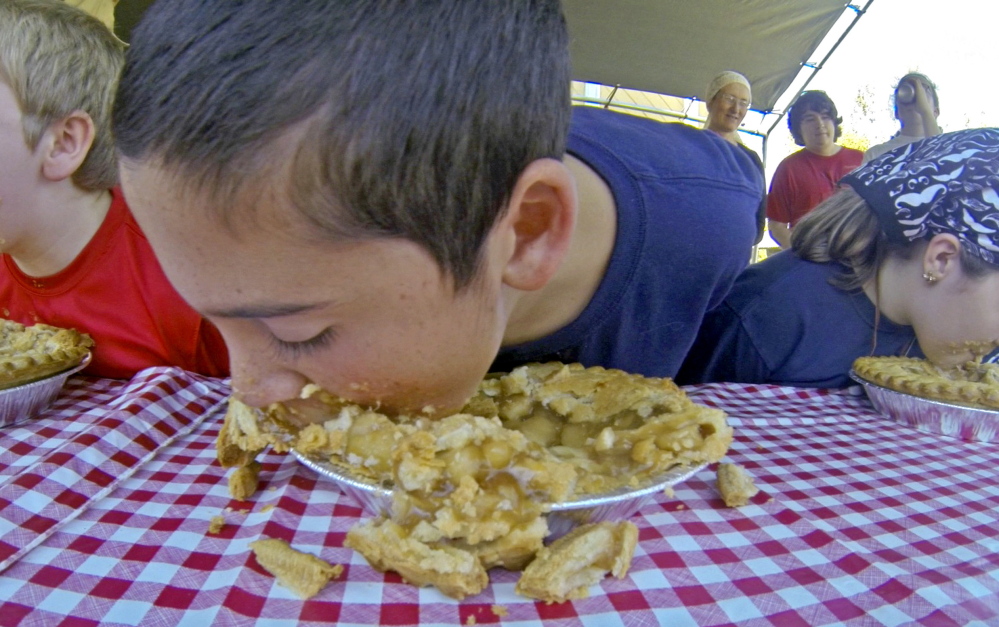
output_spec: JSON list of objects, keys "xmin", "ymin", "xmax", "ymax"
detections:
[
  {"xmin": 114, "ymin": 0, "xmax": 871, "ymax": 154},
  {"xmin": 564, "ymin": 0, "xmax": 873, "ymax": 154}
]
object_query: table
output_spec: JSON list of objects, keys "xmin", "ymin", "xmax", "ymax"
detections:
[{"xmin": 0, "ymin": 368, "xmax": 997, "ymax": 626}]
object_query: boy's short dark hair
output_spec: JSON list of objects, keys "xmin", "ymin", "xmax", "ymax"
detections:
[
  {"xmin": 787, "ymin": 91, "xmax": 843, "ymax": 146},
  {"xmin": 113, "ymin": 0, "xmax": 572, "ymax": 290}
]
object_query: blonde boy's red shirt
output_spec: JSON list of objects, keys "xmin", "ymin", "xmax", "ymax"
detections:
[{"xmin": 0, "ymin": 188, "xmax": 230, "ymax": 379}]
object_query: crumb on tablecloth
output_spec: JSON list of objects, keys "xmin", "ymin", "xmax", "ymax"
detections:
[
  {"xmin": 228, "ymin": 461, "xmax": 261, "ymax": 500},
  {"xmin": 208, "ymin": 515, "xmax": 225, "ymax": 534},
  {"xmin": 515, "ymin": 521, "xmax": 637, "ymax": 603},
  {"xmin": 250, "ymin": 538, "xmax": 343, "ymax": 599},
  {"xmin": 717, "ymin": 462, "xmax": 760, "ymax": 507}
]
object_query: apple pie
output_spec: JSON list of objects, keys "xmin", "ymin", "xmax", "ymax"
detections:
[
  {"xmin": 0, "ymin": 319, "xmax": 93, "ymax": 390},
  {"xmin": 853, "ymin": 356, "xmax": 999, "ymax": 410},
  {"xmin": 219, "ymin": 362, "xmax": 732, "ymax": 600}
]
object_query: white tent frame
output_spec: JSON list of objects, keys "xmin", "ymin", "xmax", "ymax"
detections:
[{"xmin": 565, "ymin": 0, "xmax": 876, "ymax": 166}]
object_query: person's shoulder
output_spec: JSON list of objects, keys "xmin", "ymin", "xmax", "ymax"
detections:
[
  {"xmin": 570, "ymin": 108, "xmax": 756, "ymax": 180},
  {"xmin": 737, "ymin": 142, "xmax": 762, "ymax": 159},
  {"xmin": 109, "ymin": 187, "xmax": 153, "ymax": 241},
  {"xmin": 771, "ymin": 150, "xmax": 807, "ymax": 177},
  {"xmin": 778, "ymin": 148, "xmax": 809, "ymax": 164},
  {"xmin": 733, "ymin": 252, "xmax": 834, "ymax": 294},
  {"xmin": 570, "ymin": 106, "xmax": 706, "ymax": 142},
  {"xmin": 725, "ymin": 253, "xmax": 845, "ymax": 320},
  {"xmin": 839, "ymin": 146, "xmax": 865, "ymax": 165}
]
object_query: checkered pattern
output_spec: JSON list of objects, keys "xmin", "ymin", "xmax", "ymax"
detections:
[{"xmin": 1, "ymin": 374, "xmax": 997, "ymax": 626}]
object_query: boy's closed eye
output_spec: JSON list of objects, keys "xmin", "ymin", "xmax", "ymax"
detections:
[{"xmin": 271, "ymin": 327, "xmax": 338, "ymax": 359}]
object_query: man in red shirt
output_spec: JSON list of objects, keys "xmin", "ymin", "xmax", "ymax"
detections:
[
  {"xmin": 0, "ymin": 0, "xmax": 228, "ymax": 379},
  {"xmin": 766, "ymin": 91, "xmax": 863, "ymax": 248}
]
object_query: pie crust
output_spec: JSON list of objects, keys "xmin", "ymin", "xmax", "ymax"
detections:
[
  {"xmin": 0, "ymin": 319, "xmax": 93, "ymax": 390},
  {"xmin": 853, "ymin": 356, "xmax": 999, "ymax": 410},
  {"xmin": 219, "ymin": 362, "xmax": 732, "ymax": 600}
]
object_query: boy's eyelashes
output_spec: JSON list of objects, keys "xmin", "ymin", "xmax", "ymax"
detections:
[{"xmin": 271, "ymin": 326, "xmax": 338, "ymax": 359}]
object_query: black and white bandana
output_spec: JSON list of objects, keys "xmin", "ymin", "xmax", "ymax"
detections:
[{"xmin": 842, "ymin": 128, "xmax": 999, "ymax": 266}]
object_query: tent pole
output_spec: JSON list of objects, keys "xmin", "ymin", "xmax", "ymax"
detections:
[
  {"xmin": 764, "ymin": 0, "xmax": 874, "ymax": 138},
  {"xmin": 603, "ymin": 84, "xmax": 621, "ymax": 109}
]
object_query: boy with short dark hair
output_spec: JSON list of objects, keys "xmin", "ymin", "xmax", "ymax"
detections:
[
  {"xmin": 766, "ymin": 90, "xmax": 863, "ymax": 248},
  {"xmin": 113, "ymin": 0, "xmax": 760, "ymax": 414},
  {"xmin": 0, "ymin": 0, "xmax": 229, "ymax": 379}
]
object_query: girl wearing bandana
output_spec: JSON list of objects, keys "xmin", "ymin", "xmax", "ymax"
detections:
[{"xmin": 678, "ymin": 128, "xmax": 999, "ymax": 388}]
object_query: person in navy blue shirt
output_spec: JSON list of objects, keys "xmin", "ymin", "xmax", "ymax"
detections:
[
  {"xmin": 492, "ymin": 106, "xmax": 762, "ymax": 379},
  {"xmin": 678, "ymin": 128, "xmax": 999, "ymax": 388},
  {"xmin": 113, "ymin": 0, "xmax": 762, "ymax": 418}
]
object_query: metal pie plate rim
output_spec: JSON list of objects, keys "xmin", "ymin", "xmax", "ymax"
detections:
[
  {"xmin": 849, "ymin": 368, "xmax": 999, "ymax": 416},
  {"xmin": 0, "ymin": 351, "xmax": 92, "ymax": 394},
  {"xmin": 292, "ymin": 448, "xmax": 706, "ymax": 511},
  {"xmin": 0, "ymin": 352, "xmax": 92, "ymax": 427}
]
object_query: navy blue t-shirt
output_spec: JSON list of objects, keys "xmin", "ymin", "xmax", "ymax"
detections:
[
  {"xmin": 675, "ymin": 250, "xmax": 922, "ymax": 388},
  {"xmin": 491, "ymin": 106, "xmax": 763, "ymax": 378}
]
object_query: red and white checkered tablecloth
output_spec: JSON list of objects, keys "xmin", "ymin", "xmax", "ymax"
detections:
[{"xmin": 0, "ymin": 372, "xmax": 997, "ymax": 626}]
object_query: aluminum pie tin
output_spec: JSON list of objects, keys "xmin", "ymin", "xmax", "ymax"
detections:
[
  {"xmin": 850, "ymin": 369, "xmax": 999, "ymax": 443},
  {"xmin": 0, "ymin": 352, "xmax": 92, "ymax": 428},
  {"xmin": 293, "ymin": 450, "xmax": 704, "ymax": 538}
]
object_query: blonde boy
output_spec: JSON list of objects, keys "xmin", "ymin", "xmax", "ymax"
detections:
[{"xmin": 0, "ymin": 0, "xmax": 228, "ymax": 378}]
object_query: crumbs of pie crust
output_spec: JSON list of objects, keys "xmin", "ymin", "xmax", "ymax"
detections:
[
  {"xmin": 222, "ymin": 363, "xmax": 732, "ymax": 600},
  {"xmin": 0, "ymin": 319, "xmax": 93, "ymax": 390},
  {"xmin": 515, "ymin": 521, "xmax": 638, "ymax": 603},
  {"xmin": 491, "ymin": 605, "xmax": 508, "ymax": 617},
  {"xmin": 345, "ymin": 518, "xmax": 489, "ymax": 600},
  {"xmin": 716, "ymin": 462, "xmax": 759, "ymax": 507},
  {"xmin": 208, "ymin": 515, "xmax": 226, "ymax": 534},
  {"xmin": 228, "ymin": 461, "xmax": 261, "ymax": 501},
  {"xmin": 853, "ymin": 356, "xmax": 999, "ymax": 409},
  {"xmin": 249, "ymin": 538, "xmax": 343, "ymax": 599}
]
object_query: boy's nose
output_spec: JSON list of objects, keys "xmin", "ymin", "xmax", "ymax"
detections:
[{"xmin": 228, "ymin": 358, "xmax": 311, "ymax": 408}]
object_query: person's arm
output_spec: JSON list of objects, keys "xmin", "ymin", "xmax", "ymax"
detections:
[
  {"xmin": 912, "ymin": 82, "xmax": 942, "ymax": 137},
  {"xmin": 768, "ymin": 220, "xmax": 792, "ymax": 248},
  {"xmin": 765, "ymin": 160, "xmax": 794, "ymax": 248},
  {"xmin": 754, "ymin": 196, "xmax": 767, "ymax": 246}
]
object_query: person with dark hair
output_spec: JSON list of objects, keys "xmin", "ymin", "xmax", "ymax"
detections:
[
  {"xmin": 677, "ymin": 128, "xmax": 999, "ymax": 388},
  {"xmin": 112, "ymin": 0, "xmax": 762, "ymax": 416},
  {"xmin": 863, "ymin": 72, "xmax": 941, "ymax": 163},
  {"xmin": 765, "ymin": 90, "xmax": 863, "ymax": 248},
  {"xmin": 703, "ymin": 70, "xmax": 767, "ymax": 245},
  {"xmin": 0, "ymin": 0, "xmax": 229, "ymax": 379}
]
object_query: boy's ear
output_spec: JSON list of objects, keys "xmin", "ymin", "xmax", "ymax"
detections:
[
  {"xmin": 497, "ymin": 158, "xmax": 577, "ymax": 291},
  {"xmin": 39, "ymin": 110, "xmax": 95, "ymax": 182},
  {"xmin": 923, "ymin": 233, "xmax": 961, "ymax": 281}
]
